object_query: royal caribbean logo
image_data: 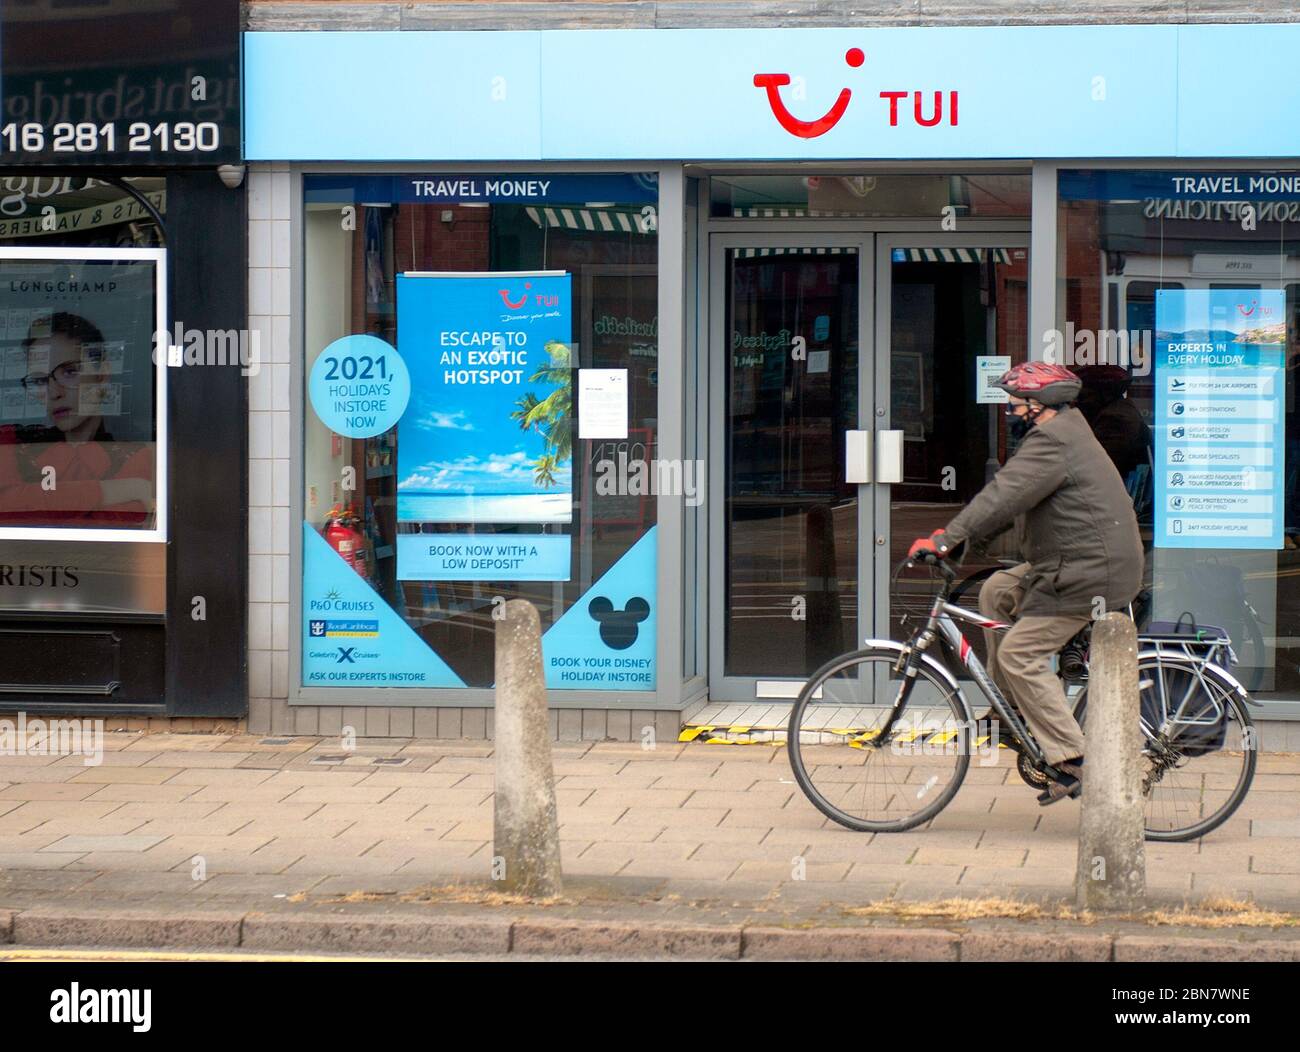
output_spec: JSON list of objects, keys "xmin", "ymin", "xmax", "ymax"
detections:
[{"xmin": 309, "ymin": 619, "xmax": 379, "ymax": 639}]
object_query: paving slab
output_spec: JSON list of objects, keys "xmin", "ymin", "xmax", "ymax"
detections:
[{"xmin": 0, "ymin": 731, "xmax": 1293, "ymax": 935}]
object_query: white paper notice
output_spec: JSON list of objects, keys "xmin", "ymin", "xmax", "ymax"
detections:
[
  {"xmin": 976, "ymin": 355, "xmax": 1012, "ymax": 404},
  {"xmin": 578, "ymin": 368, "xmax": 629, "ymax": 439}
]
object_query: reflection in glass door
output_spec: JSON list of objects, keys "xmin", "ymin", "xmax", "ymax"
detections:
[
  {"xmin": 877, "ymin": 240, "xmax": 1030, "ymax": 649},
  {"xmin": 714, "ymin": 242, "xmax": 864, "ymax": 696}
]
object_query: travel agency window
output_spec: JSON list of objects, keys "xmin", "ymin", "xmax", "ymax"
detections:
[
  {"xmin": 0, "ymin": 176, "xmax": 167, "ymax": 629},
  {"xmin": 1057, "ymin": 168, "xmax": 1300, "ymax": 697},
  {"xmin": 301, "ymin": 173, "xmax": 660, "ymax": 696}
]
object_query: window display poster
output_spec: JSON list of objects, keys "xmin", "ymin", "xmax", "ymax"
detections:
[
  {"xmin": 0, "ymin": 255, "xmax": 160, "ymax": 534},
  {"xmin": 395, "ymin": 272, "xmax": 573, "ymax": 526},
  {"xmin": 302, "ymin": 524, "xmax": 466, "ymax": 688},
  {"xmin": 1154, "ymin": 288, "xmax": 1285, "ymax": 549}
]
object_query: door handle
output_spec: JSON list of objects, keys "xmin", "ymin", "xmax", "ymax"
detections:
[
  {"xmin": 876, "ymin": 429, "xmax": 905, "ymax": 484},
  {"xmin": 845, "ymin": 430, "xmax": 871, "ymax": 484}
]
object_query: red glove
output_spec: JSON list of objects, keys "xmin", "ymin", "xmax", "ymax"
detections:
[{"xmin": 908, "ymin": 529, "xmax": 950, "ymax": 560}]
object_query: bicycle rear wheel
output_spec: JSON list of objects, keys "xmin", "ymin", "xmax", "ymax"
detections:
[
  {"xmin": 787, "ymin": 647, "xmax": 972, "ymax": 832},
  {"xmin": 1072, "ymin": 656, "xmax": 1256, "ymax": 842}
]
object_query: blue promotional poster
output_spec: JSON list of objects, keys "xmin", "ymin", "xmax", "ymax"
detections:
[
  {"xmin": 541, "ymin": 528, "xmax": 657, "ymax": 689},
  {"xmin": 395, "ymin": 272, "xmax": 573, "ymax": 527},
  {"xmin": 302, "ymin": 524, "xmax": 466, "ymax": 688},
  {"xmin": 1154, "ymin": 289, "xmax": 1286, "ymax": 549},
  {"xmin": 301, "ymin": 267, "xmax": 654, "ymax": 692}
]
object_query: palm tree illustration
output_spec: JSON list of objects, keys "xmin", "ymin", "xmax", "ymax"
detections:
[{"xmin": 510, "ymin": 340, "xmax": 573, "ymax": 487}]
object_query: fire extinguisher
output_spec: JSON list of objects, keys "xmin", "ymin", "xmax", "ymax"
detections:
[{"xmin": 323, "ymin": 503, "xmax": 370, "ymax": 580}]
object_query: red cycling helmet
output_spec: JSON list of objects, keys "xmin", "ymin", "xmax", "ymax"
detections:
[{"xmin": 996, "ymin": 361, "xmax": 1082, "ymax": 406}]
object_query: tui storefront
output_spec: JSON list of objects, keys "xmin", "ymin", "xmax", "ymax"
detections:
[
  {"xmin": 240, "ymin": 18, "xmax": 1300, "ymax": 743},
  {"xmin": 0, "ymin": 1, "xmax": 246, "ymax": 717}
]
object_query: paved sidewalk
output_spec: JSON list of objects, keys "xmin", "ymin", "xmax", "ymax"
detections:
[{"xmin": 0, "ymin": 732, "xmax": 1297, "ymax": 921}]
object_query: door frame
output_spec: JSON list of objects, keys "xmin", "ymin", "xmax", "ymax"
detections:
[
  {"xmin": 707, "ymin": 232, "xmax": 874, "ymax": 703},
  {"xmin": 870, "ymin": 232, "xmax": 1032, "ymax": 650}
]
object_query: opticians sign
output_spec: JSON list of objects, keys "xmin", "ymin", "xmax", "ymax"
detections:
[{"xmin": 1154, "ymin": 289, "xmax": 1286, "ymax": 550}]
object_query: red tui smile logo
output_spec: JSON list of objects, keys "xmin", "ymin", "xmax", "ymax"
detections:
[
  {"xmin": 754, "ymin": 47, "xmax": 959, "ymax": 138},
  {"xmin": 499, "ymin": 282, "xmax": 531, "ymax": 309},
  {"xmin": 753, "ymin": 48, "xmax": 865, "ymax": 139},
  {"xmin": 1237, "ymin": 299, "xmax": 1258, "ymax": 317}
]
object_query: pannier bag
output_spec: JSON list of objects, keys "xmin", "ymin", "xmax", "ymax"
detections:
[{"xmin": 1142, "ymin": 613, "xmax": 1232, "ymax": 757}]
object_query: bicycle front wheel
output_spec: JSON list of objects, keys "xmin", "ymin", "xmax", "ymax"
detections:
[
  {"xmin": 1072, "ymin": 657, "xmax": 1256, "ymax": 842},
  {"xmin": 787, "ymin": 647, "xmax": 972, "ymax": 833}
]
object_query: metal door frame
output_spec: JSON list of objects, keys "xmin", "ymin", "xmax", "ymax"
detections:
[
  {"xmin": 871, "ymin": 232, "xmax": 1031, "ymax": 651},
  {"xmin": 707, "ymin": 232, "xmax": 874, "ymax": 702}
]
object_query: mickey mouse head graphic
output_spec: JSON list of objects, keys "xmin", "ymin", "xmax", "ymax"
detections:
[{"xmin": 588, "ymin": 596, "xmax": 650, "ymax": 650}]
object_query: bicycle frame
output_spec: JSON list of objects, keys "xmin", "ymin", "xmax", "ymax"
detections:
[{"xmin": 880, "ymin": 565, "xmax": 1052, "ymax": 769}]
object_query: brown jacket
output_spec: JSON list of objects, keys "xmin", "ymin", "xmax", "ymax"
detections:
[{"xmin": 943, "ymin": 406, "xmax": 1144, "ymax": 617}]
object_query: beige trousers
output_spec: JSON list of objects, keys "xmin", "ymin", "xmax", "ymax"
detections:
[{"xmin": 978, "ymin": 563, "xmax": 1089, "ymax": 765}]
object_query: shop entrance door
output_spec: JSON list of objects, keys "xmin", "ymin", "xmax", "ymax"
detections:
[
  {"xmin": 708, "ymin": 233, "xmax": 1029, "ymax": 703},
  {"xmin": 709, "ymin": 234, "xmax": 871, "ymax": 702}
]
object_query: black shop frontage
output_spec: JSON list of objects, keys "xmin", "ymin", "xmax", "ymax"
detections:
[{"xmin": 0, "ymin": 0, "xmax": 246, "ymax": 718}]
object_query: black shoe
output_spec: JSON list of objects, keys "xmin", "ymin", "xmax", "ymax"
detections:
[{"xmin": 1037, "ymin": 757, "xmax": 1084, "ymax": 806}]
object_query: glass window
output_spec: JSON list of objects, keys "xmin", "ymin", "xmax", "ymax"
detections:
[
  {"xmin": 0, "ymin": 176, "xmax": 166, "ymax": 611},
  {"xmin": 302, "ymin": 173, "xmax": 659, "ymax": 692},
  {"xmin": 710, "ymin": 173, "xmax": 1030, "ymax": 219},
  {"xmin": 1058, "ymin": 169, "xmax": 1300, "ymax": 695}
]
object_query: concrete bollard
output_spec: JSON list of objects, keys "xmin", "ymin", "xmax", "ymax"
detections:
[
  {"xmin": 1075, "ymin": 611, "xmax": 1146, "ymax": 911},
  {"xmin": 493, "ymin": 599, "xmax": 563, "ymax": 897}
]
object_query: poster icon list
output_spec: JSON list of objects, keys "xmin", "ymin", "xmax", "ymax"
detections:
[{"xmin": 1154, "ymin": 289, "xmax": 1285, "ymax": 550}]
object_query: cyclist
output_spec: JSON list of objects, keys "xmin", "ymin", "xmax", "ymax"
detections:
[{"xmin": 908, "ymin": 362, "xmax": 1144, "ymax": 804}]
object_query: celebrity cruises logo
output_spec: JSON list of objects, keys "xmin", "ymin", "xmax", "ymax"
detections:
[{"xmin": 754, "ymin": 47, "xmax": 959, "ymax": 139}]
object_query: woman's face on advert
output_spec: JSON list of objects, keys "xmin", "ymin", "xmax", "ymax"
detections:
[{"xmin": 28, "ymin": 334, "xmax": 107, "ymax": 433}]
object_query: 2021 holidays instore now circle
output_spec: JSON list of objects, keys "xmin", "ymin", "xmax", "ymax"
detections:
[{"xmin": 309, "ymin": 334, "xmax": 411, "ymax": 438}]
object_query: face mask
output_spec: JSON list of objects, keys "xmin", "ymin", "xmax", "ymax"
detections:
[{"xmin": 1007, "ymin": 414, "xmax": 1031, "ymax": 442}]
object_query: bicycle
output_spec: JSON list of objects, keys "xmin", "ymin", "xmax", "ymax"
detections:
[{"xmin": 787, "ymin": 554, "xmax": 1258, "ymax": 842}]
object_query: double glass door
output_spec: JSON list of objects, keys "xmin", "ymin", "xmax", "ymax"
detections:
[{"xmin": 709, "ymin": 233, "xmax": 1030, "ymax": 702}]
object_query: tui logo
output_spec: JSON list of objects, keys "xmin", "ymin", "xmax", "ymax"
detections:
[
  {"xmin": 753, "ymin": 48, "xmax": 864, "ymax": 138},
  {"xmin": 588, "ymin": 596, "xmax": 650, "ymax": 650},
  {"xmin": 498, "ymin": 282, "xmax": 531, "ymax": 309}
]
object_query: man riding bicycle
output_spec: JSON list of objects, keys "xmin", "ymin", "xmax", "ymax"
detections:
[{"xmin": 908, "ymin": 362, "xmax": 1144, "ymax": 804}]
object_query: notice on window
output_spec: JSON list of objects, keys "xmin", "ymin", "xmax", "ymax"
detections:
[
  {"xmin": 975, "ymin": 355, "xmax": 1011, "ymax": 404},
  {"xmin": 577, "ymin": 368, "xmax": 628, "ymax": 439},
  {"xmin": 1154, "ymin": 289, "xmax": 1285, "ymax": 549}
]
